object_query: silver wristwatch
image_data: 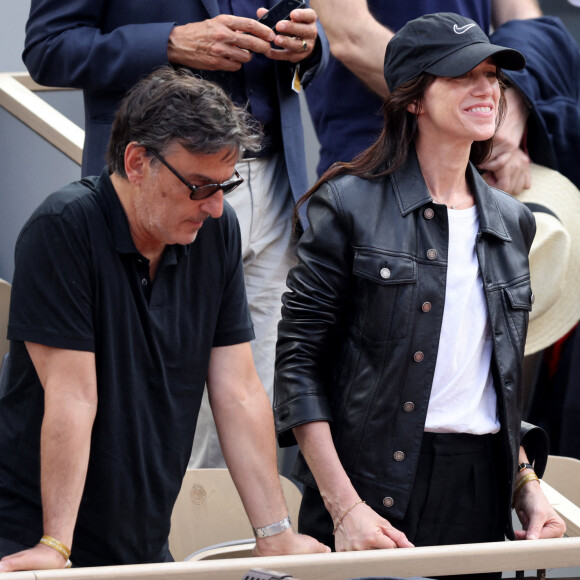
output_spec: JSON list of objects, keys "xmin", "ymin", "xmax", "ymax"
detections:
[{"xmin": 252, "ymin": 516, "xmax": 292, "ymax": 538}]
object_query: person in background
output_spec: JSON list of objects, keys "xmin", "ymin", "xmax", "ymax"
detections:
[
  {"xmin": 488, "ymin": 15, "xmax": 580, "ymax": 460},
  {"xmin": 0, "ymin": 68, "xmax": 328, "ymax": 572},
  {"xmin": 23, "ymin": 0, "xmax": 329, "ymax": 470},
  {"xmin": 274, "ymin": 14, "xmax": 565, "ymax": 574},
  {"xmin": 307, "ymin": 0, "xmax": 541, "ymax": 196}
]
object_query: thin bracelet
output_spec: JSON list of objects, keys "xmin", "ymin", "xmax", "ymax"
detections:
[
  {"xmin": 512, "ymin": 472, "xmax": 540, "ymax": 508},
  {"xmin": 333, "ymin": 499, "xmax": 366, "ymax": 535},
  {"xmin": 39, "ymin": 535, "xmax": 71, "ymax": 561}
]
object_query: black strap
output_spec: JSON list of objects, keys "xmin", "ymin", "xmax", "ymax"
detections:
[{"xmin": 523, "ymin": 202, "xmax": 559, "ymax": 221}]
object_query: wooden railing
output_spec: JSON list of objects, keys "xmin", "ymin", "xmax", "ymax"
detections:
[
  {"xmin": 5, "ymin": 481, "xmax": 579, "ymax": 580},
  {"xmin": 0, "ymin": 72, "xmax": 83, "ymax": 164}
]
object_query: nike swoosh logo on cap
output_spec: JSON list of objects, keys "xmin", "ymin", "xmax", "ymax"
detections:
[{"xmin": 453, "ymin": 23, "xmax": 476, "ymax": 34}]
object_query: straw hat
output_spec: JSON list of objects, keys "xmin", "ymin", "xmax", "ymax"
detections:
[{"xmin": 520, "ymin": 164, "xmax": 580, "ymax": 356}]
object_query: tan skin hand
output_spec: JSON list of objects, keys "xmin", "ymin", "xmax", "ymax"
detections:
[
  {"xmin": 513, "ymin": 478, "xmax": 566, "ymax": 540},
  {"xmin": 252, "ymin": 528, "xmax": 330, "ymax": 556},
  {"xmin": 167, "ymin": 14, "xmax": 275, "ymax": 70},
  {"xmin": 0, "ymin": 543, "xmax": 68, "ymax": 572},
  {"xmin": 334, "ymin": 502, "xmax": 414, "ymax": 551},
  {"xmin": 259, "ymin": 7, "xmax": 318, "ymax": 62},
  {"xmin": 167, "ymin": 9, "xmax": 317, "ymax": 71},
  {"xmin": 480, "ymin": 88, "xmax": 532, "ymax": 195}
]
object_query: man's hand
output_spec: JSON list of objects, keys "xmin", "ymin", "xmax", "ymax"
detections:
[
  {"xmin": 259, "ymin": 7, "xmax": 319, "ymax": 63},
  {"xmin": 253, "ymin": 528, "xmax": 330, "ymax": 556},
  {"xmin": 333, "ymin": 501, "xmax": 414, "ymax": 551},
  {"xmin": 513, "ymin": 478, "xmax": 566, "ymax": 540},
  {"xmin": 480, "ymin": 87, "xmax": 532, "ymax": 195},
  {"xmin": 0, "ymin": 543, "xmax": 68, "ymax": 572},
  {"xmin": 167, "ymin": 14, "xmax": 276, "ymax": 71}
]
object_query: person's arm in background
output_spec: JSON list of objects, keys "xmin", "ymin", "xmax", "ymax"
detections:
[
  {"xmin": 0, "ymin": 346, "xmax": 97, "ymax": 572},
  {"xmin": 23, "ymin": 0, "xmax": 319, "ymax": 91},
  {"xmin": 480, "ymin": 0, "xmax": 543, "ymax": 194},
  {"xmin": 491, "ymin": 0, "xmax": 542, "ymax": 28},
  {"xmin": 23, "ymin": 0, "xmax": 181, "ymax": 89},
  {"xmin": 310, "ymin": 0, "xmax": 390, "ymax": 96},
  {"xmin": 206, "ymin": 342, "xmax": 330, "ymax": 557},
  {"xmin": 168, "ymin": 7, "xmax": 320, "ymax": 70}
]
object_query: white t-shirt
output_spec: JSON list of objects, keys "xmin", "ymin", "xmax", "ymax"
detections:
[{"xmin": 424, "ymin": 205, "xmax": 500, "ymax": 434}]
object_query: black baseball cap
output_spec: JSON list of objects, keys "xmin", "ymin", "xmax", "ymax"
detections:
[{"xmin": 384, "ymin": 12, "xmax": 526, "ymax": 92}]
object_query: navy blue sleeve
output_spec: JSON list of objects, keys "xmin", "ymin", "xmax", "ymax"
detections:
[
  {"xmin": 490, "ymin": 17, "xmax": 580, "ymax": 188},
  {"xmin": 23, "ymin": 0, "xmax": 175, "ymax": 89}
]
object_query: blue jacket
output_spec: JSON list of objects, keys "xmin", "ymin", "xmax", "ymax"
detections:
[
  {"xmin": 23, "ymin": 0, "xmax": 329, "ymax": 214},
  {"xmin": 491, "ymin": 16, "xmax": 580, "ymax": 188}
]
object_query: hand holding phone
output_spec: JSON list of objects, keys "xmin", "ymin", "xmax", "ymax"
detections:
[
  {"xmin": 255, "ymin": 0, "xmax": 316, "ymax": 61},
  {"xmin": 257, "ymin": 0, "xmax": 306, "ymax": 30}
]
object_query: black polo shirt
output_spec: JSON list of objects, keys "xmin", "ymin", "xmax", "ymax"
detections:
[{"xmin": 0, "ymin": 170, "xmax": 254, "ymax": 565}]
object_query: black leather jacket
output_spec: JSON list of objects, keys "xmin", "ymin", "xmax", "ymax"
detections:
[{"xmin": 275, "ymin": 149, "xmax": 547, "ymax": 538}]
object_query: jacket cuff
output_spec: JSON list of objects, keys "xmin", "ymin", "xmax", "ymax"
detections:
[
  {"xmin": 520, "ymin": 420, "xmax": 549, "ymax": 478},
  {"xmin": 274, "ymin": 393, "xmax": 332, "ymax": 447}
]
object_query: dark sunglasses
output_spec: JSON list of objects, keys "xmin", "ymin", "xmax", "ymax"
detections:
[{"xmin": 149, "ymin": 149, "xmax": 244, "ymax": 200}]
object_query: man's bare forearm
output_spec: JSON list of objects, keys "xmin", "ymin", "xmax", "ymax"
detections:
[
  {"xmin": 27, "ymin": 344, "xmax": 98, "ymax": 551},
  {"xmin": 491, "ymin": 0, "xmax": 542, "ymax": 27},
  {"xmin": 311, "ymin": 0, "xmax": 391, "ymax": 96},
  {"xmin": 41, "ymin": 394, "xmax": 97, "ymax": 548}
]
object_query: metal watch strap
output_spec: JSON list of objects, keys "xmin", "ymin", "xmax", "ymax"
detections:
[
  {"xmin": 518, "ymin": 462, "xmax": 534, "ymax": 472},
  {"xmin": 253, "ymin": 516, "xmax": 292, "ymax": 538}
]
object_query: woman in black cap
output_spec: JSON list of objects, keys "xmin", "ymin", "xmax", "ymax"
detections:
[{"xmin": 274, "ymin": 11, "xmax": 565, "ymax": 569}]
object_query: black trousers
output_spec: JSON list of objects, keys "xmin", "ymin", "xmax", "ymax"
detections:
[{"xmin": 299, "ymin": 432, "xmax": 505, "ymax": 580}]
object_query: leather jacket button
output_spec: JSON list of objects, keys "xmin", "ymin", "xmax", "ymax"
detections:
[
  {"xmin": 427, "ymin": 249, "xmax": 437, "ymax": 260},
  {"xmin": 423, "ymin": 208, "xmax": 434, "ymax": 220},
  {"xmin": 394, "ymin": 451, "xmax": 405, "ymax": 461},
  {"xmin": 413, "ymin": 351, "xmax": 424, "ymax": 363},
  {"xmin": 380, "ymin": 267, "xmax": 391, "ymax": 279},
  {"xmin": 421, "ymin": 301, "xmax": 432, "ymax": 313},
  {"xmin": 403, "ymin": 401, "xmax": 415, "ymax": 412},
  {"xmin": 383, "ymin": 497, "xmax": 394, "ymax": 508}
]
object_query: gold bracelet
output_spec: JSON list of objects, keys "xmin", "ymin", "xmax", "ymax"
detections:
[
  {"xmin": 333, "ymin": 499, "xmax": 366, "ymax": 535},
  {"xmin": 511, "ymin": 472, "xmax": 540, "ymax": 508},
  {"xmin": 39, "ymin": 535, "xmax": 71, "ymax": 561}
]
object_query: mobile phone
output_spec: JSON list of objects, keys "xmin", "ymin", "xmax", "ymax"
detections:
[{"xmin": 257, "ymin": 0, "xmax": 306, "ymax": 30}]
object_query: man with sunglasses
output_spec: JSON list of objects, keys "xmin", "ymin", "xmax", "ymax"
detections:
[
  {"xmin": 0, "ymin": 67, "xmax": 329, "ymax": 572},
  {"xmin": 23, "ymin": 0, "xmax": 329, "ymax": 475}
]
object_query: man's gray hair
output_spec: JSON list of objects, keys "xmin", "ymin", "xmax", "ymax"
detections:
[{"xmin": 106, "ymin": 66, "xmax": 262, "ymax": 177}]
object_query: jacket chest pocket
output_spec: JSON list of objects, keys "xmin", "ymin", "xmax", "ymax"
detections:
[
  {"xmin": 502, "ymin": 280, "xmax": 533, "ymax": 356},
  {"xmin": 352, "ymin": 251, "xmax": 417, "ymax": 342}
]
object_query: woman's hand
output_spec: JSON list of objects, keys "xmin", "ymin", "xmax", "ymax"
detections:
[
  {"xmin": 333, "ymin": 501, "xmax": 414, "ymax": 551},
  {"xmin": 513, "ymin": 476, "xmax": 566, "ymax": 540}
]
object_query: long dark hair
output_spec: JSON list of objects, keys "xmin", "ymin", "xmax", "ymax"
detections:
[{"xmin": 295, "ymin": 71, "xmax": 507, "ymax": 230}]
